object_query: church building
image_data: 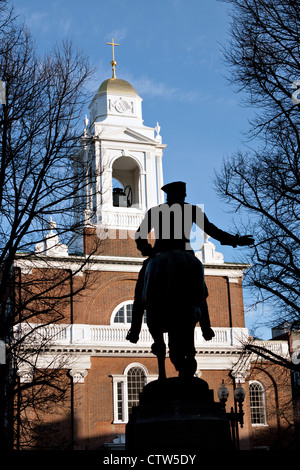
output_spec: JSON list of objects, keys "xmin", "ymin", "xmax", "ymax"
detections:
[{"xmin": 13, "ymin": 42, "xmax": 295, "ymax": 451}]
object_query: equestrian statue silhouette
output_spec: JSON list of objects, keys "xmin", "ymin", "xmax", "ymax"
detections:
[{"xmin": 126, "ymin": 182, "xmax": 253, "ymax": 380}]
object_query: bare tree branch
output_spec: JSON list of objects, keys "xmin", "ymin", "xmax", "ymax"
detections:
[
  {"xmin": 0, "ymin": 2, "xmax": 100, "ymax": 449},
  {"xmin": 216, "ymin": 0, "xmax": 300, "ymax": 327}
]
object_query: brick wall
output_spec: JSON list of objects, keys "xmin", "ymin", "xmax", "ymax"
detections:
[
  {"xmin": 83, "ymin": 227, "xmax": 145, "ymax": 257},
  {"xmin": 72, "ymin": 271, "xmax": 245, "ymax": 328},
  {"xmin": 73, "ymin": 271, "xmax": 138, "ymax": 324},
  {"xmin": 248, "ymin": 363, "xmax": 295, "ymax": 449},
  {"xmin": 206, "ymin": 276, "xmax": 245, "ymax": 328}
]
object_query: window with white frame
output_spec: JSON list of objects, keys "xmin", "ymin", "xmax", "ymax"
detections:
[
  {"xmin": 111, "ymin": 301, "xmax": 146, "ymax": 325},
  {"xmin": 127, "ymin": 366, "xmax": 146, "ymax": 415},
  {"xmin": 113, "ymin": 302, "xmax": 133, "ymax": 324},
  {"xmin": 112, "ymin": 363, "xmax": 149, "ymax": 423},
  {"xmin": 249, "ymin": 381, "xmax": 267, "ymax": 425}
]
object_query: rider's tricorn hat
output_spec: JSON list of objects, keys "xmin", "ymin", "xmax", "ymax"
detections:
[{"xmin": 161, "ymin": 181, "xmax": 186, "ymax": 195}]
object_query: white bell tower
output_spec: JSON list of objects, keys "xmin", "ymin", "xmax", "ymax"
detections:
[{"xmin": 74, "ymin": 40, "xmax": 166, "ymax": 248}]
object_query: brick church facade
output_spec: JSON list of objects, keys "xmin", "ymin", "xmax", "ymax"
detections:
[{"xmin": 12, "ymin": 54, "xmax": 295, "ymax": 451}]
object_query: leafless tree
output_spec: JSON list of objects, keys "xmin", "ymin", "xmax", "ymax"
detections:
[
  {"xmin": 215, "ymin": 0, "xmax": 300, "ymax": 332},
  {"xmin": 0, "ymin": 0, "xmax": 99, "ymax": 449}
]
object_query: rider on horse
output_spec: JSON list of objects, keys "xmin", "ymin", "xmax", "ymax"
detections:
[{"xmin": 126, "ymin": 181, "xmax": 253, "ymax": 345}]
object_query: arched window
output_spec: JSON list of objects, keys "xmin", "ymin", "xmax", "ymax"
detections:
[
  {"xmin": 112, "ymin": 363, "xmax": 149, "ymax": 423},
  {"xmin": 113, "ymin": 302, "xmax": 133, "ymax": 324},
  {"xmin": 111, "ymin": 301, "xmax": 146, "ymax": 325},
  {"xmin": 249, "ymin": 381, "xmax": 267, "ymax": 425},
  {"xmin": 127, "ymin": 366, "xmax": 146, "ymax": 415}
]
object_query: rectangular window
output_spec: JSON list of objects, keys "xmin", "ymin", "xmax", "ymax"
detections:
[
  {"xmin": 127, "ymin": 367, "xmax": 146, "ymax": 415},
  {"xmin": 250, "ymin": 382, "xmax": 267, "ymax": 425},
  {"xmin": 117, "ymin": 382, "xmax": 123, "ymax": 421}
]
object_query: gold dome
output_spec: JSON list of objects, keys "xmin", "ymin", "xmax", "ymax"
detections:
[{"xmin": 97, "ymin": 78, "xmax": 139, "ymax": 96}]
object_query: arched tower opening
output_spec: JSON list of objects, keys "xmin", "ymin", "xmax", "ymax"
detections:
[{"xmin": 112, "ymin": 156, "xmax": 141, "ymax": 209}]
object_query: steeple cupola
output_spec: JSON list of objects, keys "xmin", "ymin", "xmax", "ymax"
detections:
[
  {"xmin": 88, "ymin": 39, "xmax": 144, "ymax": 132},
  {"xmin": 73, "ymin": 40, "xmax": 166, "ymax": 252}
]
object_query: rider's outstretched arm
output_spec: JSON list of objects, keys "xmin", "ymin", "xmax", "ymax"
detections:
[
  {"xmin": 193, "ymin": 205, "xmax": 254, "ymax": 247},
  {"xmin": 204, "ymin": 214, "xmax": 240, "ymax": 247}
]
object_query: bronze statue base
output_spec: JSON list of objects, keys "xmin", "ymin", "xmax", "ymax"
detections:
[{"xmin": 125, "ymin": 377, "xmax": 233, "ymax": 452}]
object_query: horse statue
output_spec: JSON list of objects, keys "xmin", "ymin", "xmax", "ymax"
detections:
[
  {"xmin": 126, "ymin": 181, "xmax": 254, "ymax": 381},
  {"xmin": 140, "ymin": 249, "xmax": 213, "ymax": 380}
]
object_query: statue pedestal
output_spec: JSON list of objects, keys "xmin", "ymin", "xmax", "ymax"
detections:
[{"xmin": 126, "ymin": 377, "xmax": 233, "ymax": 452}]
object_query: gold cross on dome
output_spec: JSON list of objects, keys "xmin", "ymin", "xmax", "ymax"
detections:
[{"xmin": 106, "ymin": 38, "xmax": 119, "ymax": 78}]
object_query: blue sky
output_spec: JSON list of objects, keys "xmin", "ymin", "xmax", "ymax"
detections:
[{"xmin": 10, "ymin": 0, "xmax": 270, "ymax": 337}]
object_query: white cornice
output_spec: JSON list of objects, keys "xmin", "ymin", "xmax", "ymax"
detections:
[
  {"xmin": 14, "ymin": 252, "xmax": 249, "ymax": 276},
  {"xmin": 94, "ymin": 126, "xmax": 161, "ymax": 146}
]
